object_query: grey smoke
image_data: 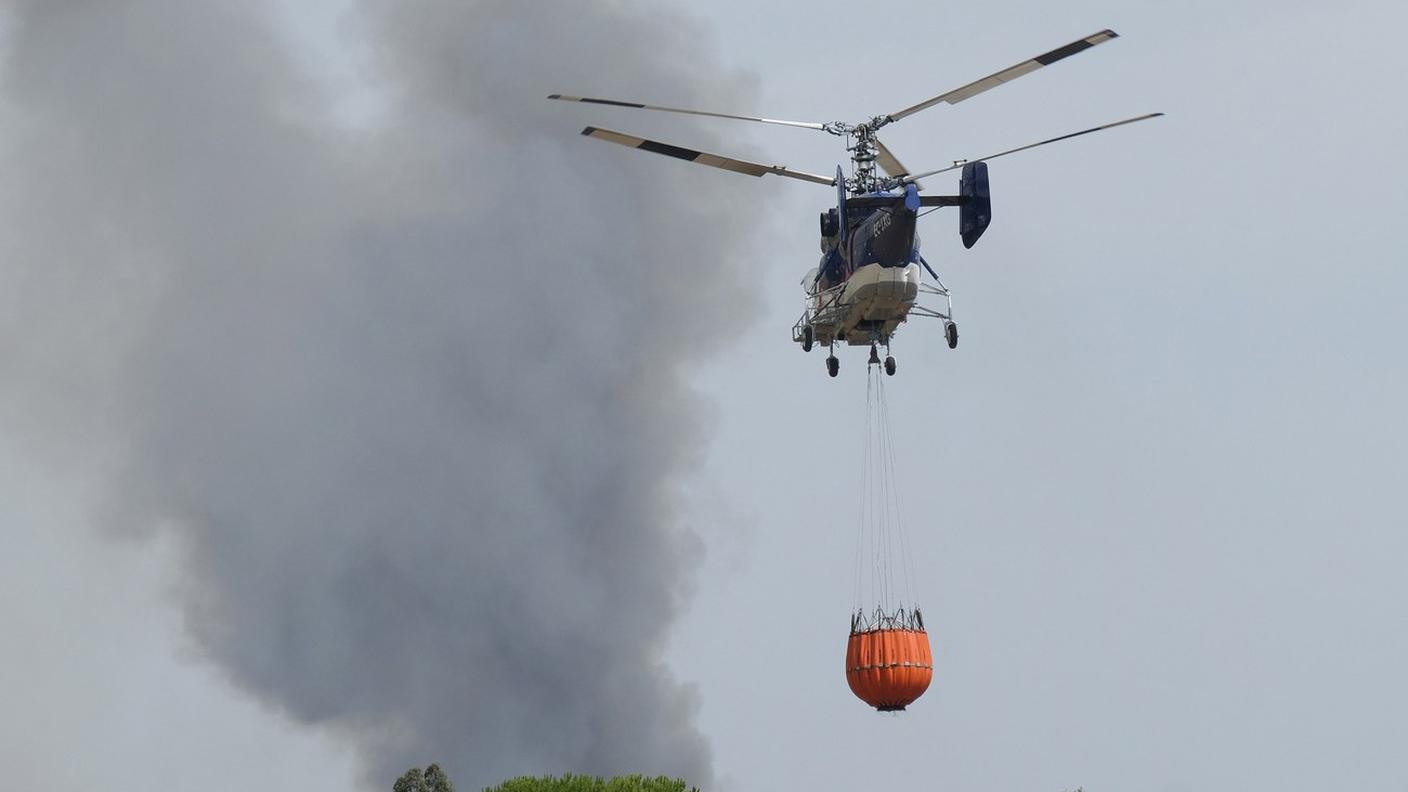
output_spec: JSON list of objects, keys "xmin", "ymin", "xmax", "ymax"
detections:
[{"xmin": 0, "ymin": 1, "xmax": 760, "ymax": 787}]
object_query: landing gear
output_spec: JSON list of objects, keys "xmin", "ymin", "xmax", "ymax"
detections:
[
  {"xmin": 801, "ymin": 325, "xmax": 814, "ymax": 352},
  {"xmin": 826, "ymin": 355, "xmax": 839, "ymax": 378},
  {"xmin": 884, "ymin": 356, "xmax": 896, "ymax": 376},
  {"xmin": 868, "ymin": 343, "xmax": 881, "ymax": 366},
  {"xmin": 946, "ymin": 322, "xmax": 959, "ymax": 349}
]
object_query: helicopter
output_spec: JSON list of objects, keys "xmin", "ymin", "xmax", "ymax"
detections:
[{"xmin": 552, "ymin": 29, "xmax": 1161, "ymax": 377}]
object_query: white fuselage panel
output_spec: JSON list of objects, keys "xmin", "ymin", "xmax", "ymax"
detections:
[{"xmin": 806, "ymin": 263, "xmax": 922, "ymax": 346}]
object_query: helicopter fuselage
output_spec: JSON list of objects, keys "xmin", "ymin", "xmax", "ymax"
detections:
[
  {"xmin": 807, "ymin": 194, "xmax": 923, "ymax": 347},
  {"xmin": 554, "ymin": 26, "xmax": 1161, "ymax": 375}
]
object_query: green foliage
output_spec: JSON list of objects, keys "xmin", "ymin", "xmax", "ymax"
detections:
[
  {"xmin": 482, "ymin": 774, "xmax": 697, "ymax": 792},
  {"xmin": 394, "ymin": 768, "xmax": 426, "ymax": 792},
  {"xmin": 425, "ymin": 764, "xmax": 455, "ymax": 792},
  {"xmin": 394, "ymin": 764, "xmax": 454, "ymax": 792}
]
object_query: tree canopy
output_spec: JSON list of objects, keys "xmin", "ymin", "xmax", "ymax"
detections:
[
  {"xmin": 395, "ymin": 767, "xmax": 695, "ymax": 792},
  {"xmin": 484, "ymin": 775, "xmax": 697, "ymax": 792},
  {"xmin": 393, "ymin": 764, "xmax": 455, "ymax": 792}
]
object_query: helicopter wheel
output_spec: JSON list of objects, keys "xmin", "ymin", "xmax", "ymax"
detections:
[
  {"xmin": 802, "ymin": 325, "xmax": 814, "ymax": 352},
  {"xmin": 884, "ymin": 356, "xmax": 896, "ymax": 376},
  {"xmin": 946, "ymin": 322, "xmax": 959, "ymax": 349},
  {"xmin": 826, "ymin": 355, "xmax": 839, "ymax": 378}
]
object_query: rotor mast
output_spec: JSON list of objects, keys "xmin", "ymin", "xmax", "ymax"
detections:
[{"xmin": 823, "ymin": 116, "xmax": 898, "ymax": 195}]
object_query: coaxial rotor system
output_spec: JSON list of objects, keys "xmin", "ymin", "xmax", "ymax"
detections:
[{"xmin": 550, "ymin": 29, "xmax": 1161, "ymax": 194}]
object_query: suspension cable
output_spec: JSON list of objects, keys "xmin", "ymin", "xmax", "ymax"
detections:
[{"xmin": 853, "ymin": 358, "xmax": 919, "ymax": 622}]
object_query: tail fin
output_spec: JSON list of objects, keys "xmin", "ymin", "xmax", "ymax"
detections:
[{"xmin": 959, "ymin": 162, "xmax": 991, "ymax": 249}]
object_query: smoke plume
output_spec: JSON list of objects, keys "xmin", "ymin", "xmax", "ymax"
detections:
[{"xmin": 0, "ymin": 1, "xmax": 759, "ymax": 786}]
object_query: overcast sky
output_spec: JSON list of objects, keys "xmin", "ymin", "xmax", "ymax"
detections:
[{"xmin": 3, "ymin": 1, "xmax": 1407, "ymax": 791}]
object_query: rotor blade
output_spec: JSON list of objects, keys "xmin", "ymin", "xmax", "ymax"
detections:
[
  {"xmin": 873, "ymin": 136, "xmax": 922, "ymax": 190},
  {"xmin": 550, "ymin": 94, "xmax": 826, "ymax": 131},
  {"xmin": 579, "ymin": 126, "xmax": 835, "ymax": 186},
  {"xmin": 887, "ymin": 29, "xmax": 1120, "ymax": 122},
  {"xmin": 903, "ymin": 112, "xmax": 1164, "ymax": 183}
]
